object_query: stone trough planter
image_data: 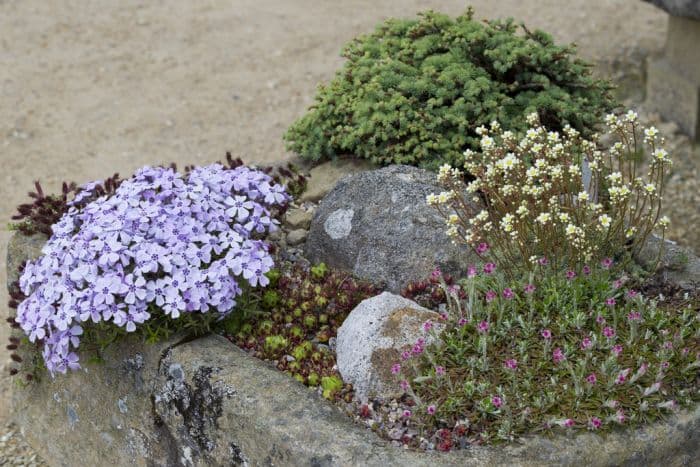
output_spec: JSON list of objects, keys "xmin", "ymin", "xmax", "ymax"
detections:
[{"xmin": 6, "ymin": 232, "xmax": 700, "ymax": 466}]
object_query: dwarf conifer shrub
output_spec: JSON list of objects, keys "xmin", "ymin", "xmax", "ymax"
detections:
[{"xmin": 285, "ymin": 8, "xmax": 615, "ymax": 170}]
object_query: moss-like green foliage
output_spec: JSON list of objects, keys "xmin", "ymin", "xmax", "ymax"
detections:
[{"xmin": 285, "ymin": 9, "xmax": 616, "ymax": 170}]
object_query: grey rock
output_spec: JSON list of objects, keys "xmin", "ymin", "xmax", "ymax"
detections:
[
  {"xmin": 299, "ymin": 157, "xmax": 374, "ymax": 203},
  {"xmin": 284, "ymin": 207, "xmax": 313, "ymax": 230},
  {"xmin": 10, "ymin": 332, "xmax": 700, "ymax": 467},
  {"xmin": 336, "ymin": 292, "xmax": 443, "ymax": 402},
  {"xmin": 643, "ymin": 0, "xmax": 700, "ymax": 19},
  {"xmin": 286, "ymin": 228, "xmax": 308, "ymax": 246},
  {"xmin": 636, "ymin": 234, "xmax": 700, "ymax": 290},
  {"xmin": 305, "ymin": 165, "xmax": 480, "ymax": 292}
]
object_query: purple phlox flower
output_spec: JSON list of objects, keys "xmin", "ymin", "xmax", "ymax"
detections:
[
  {"xmin": 225, "ymin": 195, "xmax": 254, "ymax": 221},
  {"xmin": 93, "ymin": 275, "xmax": 127, "ymax": 306},
  {"xmin": 123, "ymin": 273, "xmax": 147, "ymax": 304}
]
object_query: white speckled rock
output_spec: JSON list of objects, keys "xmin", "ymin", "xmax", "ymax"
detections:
[
  {"xmin": 336, "ymin": 292, "xmax": 443, "ymax": 402},
  {"xmin": 305, "ymin": 165, "xmax": 480, "ymax": 292}
]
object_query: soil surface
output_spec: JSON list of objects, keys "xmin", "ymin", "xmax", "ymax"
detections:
[{"xmin": 0, "ymin": 0, "xmax": 685, "ymax": 463}]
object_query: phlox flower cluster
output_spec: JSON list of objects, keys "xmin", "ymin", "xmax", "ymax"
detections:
[
  {"xmin": 427, "ymin": 111, "xmax": 672, "ymax": 273},
  {"xmin": 16, "ymin": 164, "xmax": 288, "ymax": 374}
]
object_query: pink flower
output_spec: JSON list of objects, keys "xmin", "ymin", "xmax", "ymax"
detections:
[
  {"xmin": 477, "ymin": 321, "xmax": 490, "ymax": 334},
  {"xmin": 566, "ymin": 270, "xmax": 576, "ymax": 280},
  {"xmin": 391, "ymin": 363, "xmax": 401, "ymax": 375},
  {"xmin": 601, "ymin": 257, "xmax": 613, "ymax": 269},
  {"xmin": 627, "ymin": 311, "xmax": 641, "ymax": 321},
  {"xmin": 603, "ymin": 326, "xmax": 616, "ymax": 339},
  {"xmin": 502, "ymin": 288, "xmax": 514, "ymax": 300},
  {"xmin": 412, "ymin": 341, "xmax": 424, "ymax": 355},
  {"xmin": 476, "ymin": 242, "xmax": 490, "ymax": 255},
  {"xmin": 662, "ymin": 341, "xmax": 673, "ymax": 350},
  {"xmin": 626, "ymin": 289, "xmax": 638, "ymax": 298},
  {"xmin": 483, "ymin": 263, "xmax": 496, "ymax": 275},
  {"xmin": 504, "ymin": 359, "xmax": 518, "ymax": 370},
  {"xmin": 485, "ymin": 290, "xmax": 497, "ymax": 302},
  {"xmin": 616, "ymin": 410, "xmax": 626, "ymax": 424},
  {"xmin": 660, "ymin": 361, "xmax": 670, "ymax": 370},
  {"xmin": 402, "ymin": 409, "xmax": 412, "ymax": 418},
  {"xmin": 613, "ymin": 279, "xmax": 623, "ymax": 289},
  {"xmin": 611, "ymin": 344, "xmax": 623, "ymax": 357},
  {"xmin": 399, "ymin": 380, "xmax": 410, "ymax": 391},
  {"xmin": 435, "ymin": 366, "xmax": 445, "ymax": 376},
  {"xmin": 582, "ymin": 265, "xmax": 591, "ymax": 275},
  {"xmin": 615, "ymin": 368, "xmax": 630, "ymax": 385},
  {"xmin": 552, "ymin": 347, "xmax": 566, "ymax": 363},
  {"xmin": 491, "ymin": 396, "xmax": 503, "ymax": 408},
  {"xmin": 538, "ymin": 257, "xmax": 549, "ymax": 266},
  {"xmin": 446, "ymin": 286, "xmax": 459, "ymax": 298},
  {"xmin": 541, "ymin": 329, "xmax": 552, "ymax": 340},
  {"xmin": 589, "ymin": 417, "xmax": 602, "ymax": 429},
  {"xmin": 605, "ymin": 297, "xmax": 616, "ymax": 307},
  {"xmin": 423, "ymin": 320, "xmax": 433, "ymax": 332},
  {"xmin": 431, "ymin": 267, "xmax": 442, "ymax": 279},
  {"xmin": 581, "ymin": 337, "xmax": 593, "ymax": 350},
  {"xmin": 596, "ymin": 315, "xmax": 606, "ymax": 325},
  {"xmin": 563, "ymin": 418, "xmax": 575, "ymax": 427},
  {"xmin": 427, "ymin": 405, "xmax": 436, "ymax": 415},
  {"xmin": 458, "ymin": 317, "xmax": 468, "ymax": 326},
  {"xmin": 523, "ymin": 284, "xmax": 536, "ymax": 294},
  {"xmin": 586, "ymin": 373, "xmax": 597, "ymax": 385},
  {"xmin": 401, "ymin": 350, "xmax": 411, "ymax": 361},
  {"xmin": 467, "ymin": 265, "xmax": 478, "ymax": 278},
  {"xmin": 681, "ymin": 347, "xmax": 690, "ymax": 356}
]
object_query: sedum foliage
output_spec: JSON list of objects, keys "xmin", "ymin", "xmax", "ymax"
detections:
[{"xmin": 285, "ymin": 9, "xmax": 616, "ymax": 170}]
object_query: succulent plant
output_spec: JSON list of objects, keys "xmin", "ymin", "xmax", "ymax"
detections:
[{"xmin": 228, "ymin": 260, "xmax": 381, "ymax": 398}]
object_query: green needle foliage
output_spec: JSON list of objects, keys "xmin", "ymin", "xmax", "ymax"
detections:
[{"xmin": 285, "ymin": 8, "xmax": 616, "ymax": 170}]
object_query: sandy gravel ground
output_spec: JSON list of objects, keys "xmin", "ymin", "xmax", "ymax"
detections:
[{"xmin": 0, "ymin": 0, "xmax": 677, "ymax": 462}]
